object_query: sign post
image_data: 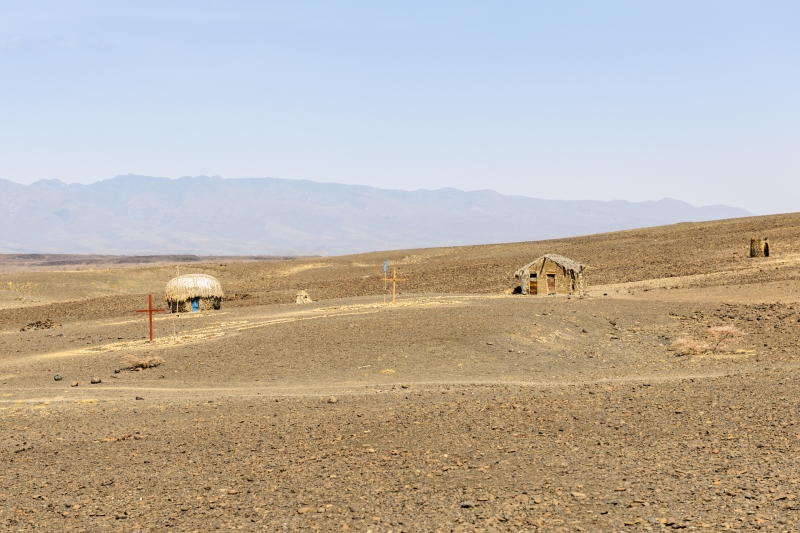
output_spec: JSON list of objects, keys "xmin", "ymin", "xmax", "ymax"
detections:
[
  {"xmin": 136, "ymin": 294, "xmax": 165, "ymax": 342},
  {"xmin": 384, "ymin": 268, "xmax": 406, "ymax": 304},
  {"xmin": 383, "ymin": 260, "xmax": 388, "ymax": 303}
]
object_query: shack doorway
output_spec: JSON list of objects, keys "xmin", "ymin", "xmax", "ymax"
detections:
[
  {"xmin": 191, "ymin": 298, "xmax": 200, "ymax": 312},
  {"xmin": 546, "ymin": 274, "xmax": 556, "ymax": 295},
  {"xmin": 764, "ymin": 242, "xmax": 770, "ymax": 257},
  {"xmin": 529, "ymin": 274, "xmax": 537, "ymax": 295}
]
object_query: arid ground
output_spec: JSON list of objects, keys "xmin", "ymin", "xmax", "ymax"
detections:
[{"xmin": 2, "ymin": 213, "xmax": 800, "ymax": 532}]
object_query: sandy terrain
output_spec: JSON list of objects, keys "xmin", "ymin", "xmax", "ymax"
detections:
[{"xmin": 1, "ymin": 213, "xmax": 800, "ymax": 532}]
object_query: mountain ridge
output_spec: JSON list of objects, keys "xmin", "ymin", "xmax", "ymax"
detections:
[{"xmin": 0, "ymin": 175, "xmax": 752, "ymax": 255}]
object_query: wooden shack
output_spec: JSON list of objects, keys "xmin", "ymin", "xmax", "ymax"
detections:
[{"xmin": 514, "ymin": 254, "xmax": 585, "ymax": 296}]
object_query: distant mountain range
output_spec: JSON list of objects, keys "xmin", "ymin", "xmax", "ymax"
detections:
[{"xmin": 0, "ymin": 175, "xmax": 752, "ymax": 255}]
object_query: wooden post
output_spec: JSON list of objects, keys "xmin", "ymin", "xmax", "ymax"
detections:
[
  {"xmin": 383, "ymin": 268, "xmax": 406, "ymax": 304},
  {"xmin": 136, "ymin": 294, "xmax": 165, "ymax": 342}
]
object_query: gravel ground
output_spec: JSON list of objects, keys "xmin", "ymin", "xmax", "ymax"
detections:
[
  {"xmin": 1, "ymin": 215, "xmax": 800, "ymax": 532},
  {"xmin": 2, "ymin": 373, "xmax": 799, "ymax": 532}
]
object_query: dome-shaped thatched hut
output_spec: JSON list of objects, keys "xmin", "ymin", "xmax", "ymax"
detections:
[{"xmin": 165, "ymin": 274, "xmax": 223, "ymax": 313}]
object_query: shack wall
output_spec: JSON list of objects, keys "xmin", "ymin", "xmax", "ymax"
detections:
[
  {"xmin": 169, "ymin": 297, "xmax": 221, "ymax": 313},
  {"xmin": 533, "ymin": 257, "xmax": 572, "ymax": 294}
]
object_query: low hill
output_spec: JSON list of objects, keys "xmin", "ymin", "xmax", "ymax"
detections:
[{"xmin": 1, "ymin": 211, "xmax": 798, "ymax": 324}]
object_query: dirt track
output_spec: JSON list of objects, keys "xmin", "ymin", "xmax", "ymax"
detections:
[{"xmin": 1, "ymin": 214, "xmax": 800, "ymax": 532}]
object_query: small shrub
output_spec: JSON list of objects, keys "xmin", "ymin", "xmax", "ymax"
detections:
[
  {"xmin": 673, "ymin": 337, "xmax": 711, "ymax": 355},
  {"xmin": 121, "ymin": 355, "xmax": 165, "ymax": 370},
  {"xmin": 20, "ymin": 319, "xmax": 59, "ymax": 332},
  {"xmin": 673, "ymin": 326, "xmax": 744, "ymax": 355}
]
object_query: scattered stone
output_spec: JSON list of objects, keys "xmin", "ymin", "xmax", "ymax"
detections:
[
  {"xmin": 297, "ymin": 507, "xmax": 314, "ymax": 514},
  {"xmin": 114, "ymin": 368, "xmax": 120, "ymax": 374},
  {"xmin": 401, "ymin": 384, "xmax": 410, "ymax": 389},
  {"xmin": 54, "ymin": 374, "xmax": 62, "ymax": 381},
  {"xmin": 571, "ymin": 492, "xmax": 587, "ymax": 500},
  {"xmin": 328, "ymin": 396, "xmax": 338, "ymax": 404},
  {"xmin": 460, "ymin": 501, "xmax": 476, "ymax": 508},
  {"xmin": 135, "ymin": 396, "xmax": 144, "ymax": 401},
  {"xmin": 90, "ymin": 378, "xmax": 101, "ymax": 384},
  {"xmin": 20, "ymin": 319, "xmax": 60, "ymax": 332},
  {"xmin": 71, "ymin": 381, "xmax": 79, "ymax": 387}
]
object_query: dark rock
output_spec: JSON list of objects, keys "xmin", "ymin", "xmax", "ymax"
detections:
[
  {"xmin": 135, "ymin": 396, "xmax": 144, "ymax": 400},
  {"xmin": 460, "ymin": 501, "xmax": 476, "ymax": 508},
  {"xmin": 54, "ymin": 374, "xmax": 62, "ymax": 381}
]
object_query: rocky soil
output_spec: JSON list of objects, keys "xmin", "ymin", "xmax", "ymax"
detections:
[{"xmin": 1, "ymin": 214, "xmax": 800, "ymax": 532}]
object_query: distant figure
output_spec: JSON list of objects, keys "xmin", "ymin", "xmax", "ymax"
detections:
[
  {"xmin": 750, "ymin": 238, "xmax": 770, "ymax": 258},
  {"xmin": 296, "ymin": 290, "xmax": 313, "ymax": 304}
]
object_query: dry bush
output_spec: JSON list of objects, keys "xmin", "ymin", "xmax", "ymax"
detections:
[
  {"xmin": 709, "ymin": 325, "xmax": 742, "ymax": 336},
  {"xmin": 673, "ymin": 337, "xmax": 711, "ymax": 355},
  {"xmin": 20, "ymin": 318, "xmax": 60, "ymax": 332},
  {"xmin": 121, "ymin": 355, "xmax": 165, "ymax": 370},
  {"xmin": 673, "ymin": 325, "xmax": 744, "ymax": 355}
]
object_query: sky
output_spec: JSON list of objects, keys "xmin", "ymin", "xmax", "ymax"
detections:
[{"xmin": 0, "ymin": 1, "xmax": 798, "ymax": 215}]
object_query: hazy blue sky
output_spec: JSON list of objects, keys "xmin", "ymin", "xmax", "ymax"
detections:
[{"xmin": 1, "ymin": 1, "xmax": 798, "ymax": 214}]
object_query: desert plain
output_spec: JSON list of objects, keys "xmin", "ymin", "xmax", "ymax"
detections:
[{"xmin": 1, "ymin": 214, "xmax": 800, "ymax": 532}]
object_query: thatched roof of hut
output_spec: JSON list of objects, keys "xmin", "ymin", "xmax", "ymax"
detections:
[
  {"xmin": 515, "ymin": 254, "xmax": 584, "ymax": 278},
  {"xmin": 165, "ymin": 274, "xmax": 224, "ymax": 302}
]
